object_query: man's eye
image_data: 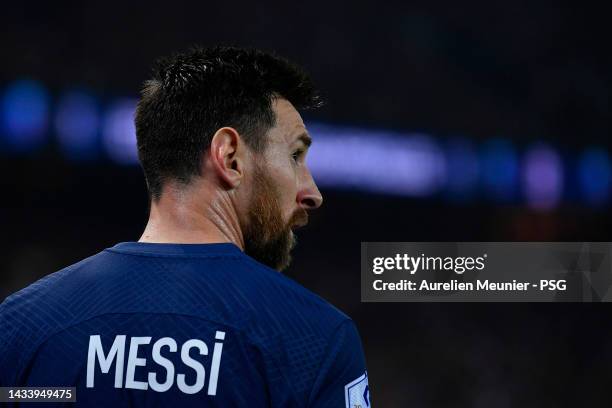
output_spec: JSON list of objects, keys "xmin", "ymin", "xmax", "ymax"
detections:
[{"xmin": 292, "ymin": 150, "xmax": 303, "ymax": 162}]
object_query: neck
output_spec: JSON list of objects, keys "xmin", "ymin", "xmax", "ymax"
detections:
[{"xmin": 139, "ymin": 182, "xmax": 245, "ymax": 250}]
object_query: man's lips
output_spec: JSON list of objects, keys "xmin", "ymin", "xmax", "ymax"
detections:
[
  {"xmin": 291, "ymin": 221, "xmax": 307, "ymax": 231},
  {"xmin": 290, "ymin": 211, "xmax": 309, "ymax": 230}
]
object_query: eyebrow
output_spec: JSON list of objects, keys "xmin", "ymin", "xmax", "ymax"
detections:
[{"xmin": 296, "ymin": 132, "xmax": 312, "ymax": 148}]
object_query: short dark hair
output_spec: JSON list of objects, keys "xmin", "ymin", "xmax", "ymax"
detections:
[{"xmin": 135, "ymin": 46, "xmax": 322, "ymax": 200}]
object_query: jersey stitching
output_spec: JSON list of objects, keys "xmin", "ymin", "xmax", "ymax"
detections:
[{"xmin": 105, "ymin": 248, "xmax": 243, "ymax": 259}]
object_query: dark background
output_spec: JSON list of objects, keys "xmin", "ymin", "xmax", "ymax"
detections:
[{"xmin": 2, "ymin": 1, "xmax": 611, "ymax": 406}]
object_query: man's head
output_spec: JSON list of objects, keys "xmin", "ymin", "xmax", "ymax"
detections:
[{"xmin": 135, "ymin": 46, "xmax": 323, "ymax": 271}]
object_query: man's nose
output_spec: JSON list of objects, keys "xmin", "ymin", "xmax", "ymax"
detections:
[{"xmin": 297, "ymin": 173, "xmax": 323, "ymax": 210}]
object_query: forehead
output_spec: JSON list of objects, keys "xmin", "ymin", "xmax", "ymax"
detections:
[{"xmin": 266, "ymin": 98, "xmax": 307, "ymax": 145}]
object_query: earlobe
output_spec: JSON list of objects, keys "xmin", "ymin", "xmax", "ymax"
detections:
[{"xmin": 210, "ymin": 127, "xmax": 243, "ymax": 189}]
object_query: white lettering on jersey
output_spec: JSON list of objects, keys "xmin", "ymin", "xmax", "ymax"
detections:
[
  {"xmin": 345, "ymin": 371, "xmax": 370, "ymax": 408},
  {"xmin": 207, "ymin": 330, "xmax": 225, "ymax": 395},
  {"xmin": 148, "ymin": 337, "xmax": 177, "ymax": 392},
  {"xmin": 85, "ymin": 331, "xmax": 226, "ymax": 395},
  {"xmin": 125, "ymin": 336, "xmax": 152, "ymax": 390},
  {"xmin": 177, "ymin": 339, "xmax": 207, "ymax": 394},
  {"xmin": 86, "ymin": 334, "xmax": 126, "ymax": 388}
]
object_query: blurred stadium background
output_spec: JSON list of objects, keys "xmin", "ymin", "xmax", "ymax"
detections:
[{"xmin": 2, "ymin": 1, "xmax": 611, "ymax": 406}]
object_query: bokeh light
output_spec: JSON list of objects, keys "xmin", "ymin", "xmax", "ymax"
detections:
[
  {"xmin": 445, "ymin": 138, "xmax": 479, "ymax": 202},
  {"xmin": 1, "ymin": 80, "xmax": 50, "ymax": 151},
  {"xmin": 102, "ymin": 98, "xmax": 139, "ymax": 164},
  {"xmin": 578, "ymin": 147, "xmax": 611, "ymax": 206},
  {"xmin": 55, "ymin": 90, "xmax": 100, "ymax": 160},
  {"xmin": 480, "ymin": 139, "xmax": 519, "ymax": 202},
  {"xmin": 522, "ymin": 144, "xmax": 564, "ymax": 210},
  {"xmin": 309, "ymin": 124, "xmax": 446, "ymax": 196}
]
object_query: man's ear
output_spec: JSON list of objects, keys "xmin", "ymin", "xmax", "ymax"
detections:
[{"xmin": 209, "ymin": 127, "xmax": 245, "ymax": 188}]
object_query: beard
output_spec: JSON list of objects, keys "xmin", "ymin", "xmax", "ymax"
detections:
[{"xmin": 242, "ymin": 164, "xmax": 308, "ymax": 271}]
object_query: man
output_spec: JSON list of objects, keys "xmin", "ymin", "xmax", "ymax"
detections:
[{"xmin": 0, "ymin": 46, "xmax": 370, "ymax": 407}]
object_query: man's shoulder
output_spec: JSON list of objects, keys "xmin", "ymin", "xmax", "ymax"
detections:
[
  {"xmin": 235, "ymin": 255, "xmax": 351, "ymax": 327},
  {"xmin": 1, "ymin": 253, "xmax": 92, "ymax": 308},
  {"xmin": 233, "ymin": 257, "xmax": 362, "ymax": 402},
  {"xmin": 0, "ymin": 252, "xmax": 100, "ymax": 334},
  {"xmin": 0, "ymin": 252, "xmax": 103, "ymax": 377}
]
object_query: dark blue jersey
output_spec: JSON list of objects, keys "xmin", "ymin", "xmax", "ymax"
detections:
[{"xmin": 0, "ymin": 242, "xmax": 370, "ymax": 407}]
